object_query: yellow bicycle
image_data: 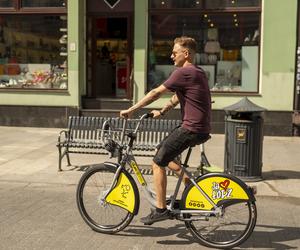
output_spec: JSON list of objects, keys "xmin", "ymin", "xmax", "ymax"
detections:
[{"xmin": 76, "ymin": 113, "xmax": 257, "ymax": 249}]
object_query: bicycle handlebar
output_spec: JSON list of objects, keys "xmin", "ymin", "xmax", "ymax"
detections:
[
  {"xmin": 144, "ymin": 112, "xmax": 154, "ymax": 119},
  {"xmin": 100, "ymin": 113, "xmax": 154, "ymax": 144},
  {"xmin": 132, "ymin": 112, "xmax": 154, "ymax": 134}
]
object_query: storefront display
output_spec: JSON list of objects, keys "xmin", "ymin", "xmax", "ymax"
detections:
[
  {"xmin": 147, "ymin": 1, "xmax": 261, "ymax": 93},
  {"xmin": 0, "ymin": 15, "xmax": 67, "ymax": 90},
  {"xmin": 0, "ymin": 1, "xmax": 13, "ymax": 8},
  {"xmin": 116, "ymin": 61, "xmax": 127, "ymax": 97},
  {"xmin": 22, "ymin": 0, "xmax": 66, "ymax": 7}
]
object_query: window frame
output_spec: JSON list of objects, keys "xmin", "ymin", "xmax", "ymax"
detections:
[
  {"xmin": 147, "ymin": 1, "xmax": 262, "ymax": 95},
  {"xmin": 0, "ymin": 0, "xmax": 67, "ymax": 14}
]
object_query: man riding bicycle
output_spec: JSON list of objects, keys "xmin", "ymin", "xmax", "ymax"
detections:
[{"xmin": 120, "ymin": 36, "xmax": 211, "ymax": 225}]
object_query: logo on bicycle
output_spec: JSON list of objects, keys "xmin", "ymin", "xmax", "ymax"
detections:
[
  {"xmin": 189, "ymin": 200, "xmax": 205, "ymax": 208},
  {"xmin": 121, "ymin": 184, "xmax": 131, "ymax": 198},
  {"xmin": 212, "ymin": 180, "xmax": 233, "ymax": 200}
]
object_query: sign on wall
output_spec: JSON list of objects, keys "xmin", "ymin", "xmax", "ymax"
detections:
[{"xmin": 104, "ymin": 0, "xmax": 121, "ymax": 9}]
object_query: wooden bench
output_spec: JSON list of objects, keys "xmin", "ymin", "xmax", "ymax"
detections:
[{"xmin": 56, "ymin": 116, "xmax": 181, "ymax": 171}]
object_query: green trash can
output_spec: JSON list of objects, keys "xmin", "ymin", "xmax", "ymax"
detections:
[{"xmin": 224, "ymin": 97, "xmax": 266, "ymax": 181}]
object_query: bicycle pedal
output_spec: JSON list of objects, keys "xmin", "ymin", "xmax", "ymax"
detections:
[
  {"xmin": 168, "ymin": 213, "xmax": 176, "ymax": 220},
  {"xmin": 167, "ymin": 199, "xmax": 181, "ymax": 209}
]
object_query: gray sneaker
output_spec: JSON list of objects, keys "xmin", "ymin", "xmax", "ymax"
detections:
[{"xmin": 140, "ymin": 209, "xmax": 170, "ymax": 225}]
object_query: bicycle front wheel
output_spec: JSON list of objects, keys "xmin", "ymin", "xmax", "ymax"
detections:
[
  {"xmin": 76, "ymin": 163, "xmax": 134, "ymax": 234},
  {"xmin": 185, "ymin": 201, "xmax": 257, "ymax": 249}
]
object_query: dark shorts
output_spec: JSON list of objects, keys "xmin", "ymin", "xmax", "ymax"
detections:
[{"xmin": 153, "ymin": 126, "xmax": 210, "ymax": 167}]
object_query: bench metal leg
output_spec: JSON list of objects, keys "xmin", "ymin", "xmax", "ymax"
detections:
[
  {"xmin": 66, "ymin": 150, "xmax": 71, "ymax": 166},
  {"xmin": 58, "ymin": 145, "xmax": 72, "ymax": 171},
  {"xmin": 58, "ymin": 146, "xmax": 63, "ymax": 172}
]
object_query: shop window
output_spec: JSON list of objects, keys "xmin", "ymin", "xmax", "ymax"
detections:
[
  {"xmin": 150, "ymin": 0, "xmax": 260, "ymax": 9},
  {"xmin": 205, "ymin": 0, "xmax": 261, "ymax": 8},
  {"xmin": 0, "ymin": 1, "xmax": 13, "ymax": 8},
  {"xmin": 0, "ymin": 15, "xmax": 67, "ymax": 89},
  {"xmin": 148, "ymin": 0, "xmax": 261, "ymax": 93},
  {"xmin": 21, "ymin": 0, "xmax": 66, "ymax": 8}
]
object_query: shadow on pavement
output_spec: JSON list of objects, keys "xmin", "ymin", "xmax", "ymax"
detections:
[
  {"xmin": 239, "ymin": 224, "xmax": 300, "ymax": 249},
  {"xmin": 118, "ymin": 223, "xmax": 299, "ymax": 249},
  {"xmin": 118, "ymin": 223, "xmax": 198, "ymax": 245},
  {"xmin": 62, "ymin": 164, "xmax": 99, "ymax": 172},
  {"xmin": 262, "ymin": 170, "xmax": 300, "ymax": 180}
]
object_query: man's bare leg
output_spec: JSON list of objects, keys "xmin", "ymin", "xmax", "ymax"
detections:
[
  {"xmin": 140, "ymin": 162, "xmax": 170, "ymax": 224},
  {"xmin": 168, "ymin": 161, "xmax": 191, "ymax": 186},
  {"xmin": 152, "ymin": 162, "xmax": 167, "ymax": 208}
]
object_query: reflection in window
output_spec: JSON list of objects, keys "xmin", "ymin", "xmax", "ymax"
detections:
[
  {"xmin": 0, "ymin": 15, "xmax": 67, "ymax": 89},
  {"xmin": 0, "ymin": 1, "xmax": 13, "ymax": 8},
  {"xmin": 22, "ymin": 0, "xmax": 66, "ymax": 8},
  {"xmin": 148, "ymin": 12, "xmax": 260, "ymax": 92},
  {"xmin": 150, "ymin": 0, "xmax": 261, "ymax": 9},
  {"xmin": 205, "ymin": 0, "xmax": 260, "ymax": 9}
]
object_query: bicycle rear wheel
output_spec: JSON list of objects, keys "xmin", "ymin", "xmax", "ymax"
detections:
[
  {"xmin": 76, "ymin": 164, "xmax": 134, "ymax": 234},
  {"xmin": 185, "ymin": 201, "xmax": 257, "ymax": 249}
]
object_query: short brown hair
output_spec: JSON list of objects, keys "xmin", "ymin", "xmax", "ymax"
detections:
[{"xmin": 174, "ymin": 36, "xmax": 197, "ymax": 53}]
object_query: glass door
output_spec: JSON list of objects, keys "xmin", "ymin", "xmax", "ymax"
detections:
[{"xmin": 86, "ymin": 16, "xmax": 132, "ymax": 98}]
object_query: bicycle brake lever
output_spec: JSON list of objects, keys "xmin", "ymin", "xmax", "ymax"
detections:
[{"xmin": 145, "ymin": 113, "xmax": 154, "ymax": 119}]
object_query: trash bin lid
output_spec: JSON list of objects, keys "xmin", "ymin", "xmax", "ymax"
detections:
[{"xmin": 224, "ymin": 97, "xmax": 267, "ymax": 114}]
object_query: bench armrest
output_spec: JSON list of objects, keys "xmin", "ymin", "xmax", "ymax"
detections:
[{"xmin": 57, "ymin": 130, "xmax": 70, "ymax": 144}]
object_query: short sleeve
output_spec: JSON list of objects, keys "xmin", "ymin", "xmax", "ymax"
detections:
[{"xmin": 163, "ymin": 68, "xmax": 183, "ymax": 92}]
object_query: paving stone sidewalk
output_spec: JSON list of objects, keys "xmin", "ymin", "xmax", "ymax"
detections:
[{"xmin": 0, "ymin": 126, "xmax": 299, "ymax": 249}]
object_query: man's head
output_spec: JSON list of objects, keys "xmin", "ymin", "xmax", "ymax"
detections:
[{"xmin": 171, "ymin": 36, "xmax": 196, "ymax": 67}]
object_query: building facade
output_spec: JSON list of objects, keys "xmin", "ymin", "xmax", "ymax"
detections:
[{"xmin": 0, "ymin": 0, "xmax": 298, "ymax": 136}]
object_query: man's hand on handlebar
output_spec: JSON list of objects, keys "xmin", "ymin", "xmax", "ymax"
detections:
[
  {"xmin": 150, "ymin": 110, "xmax": 162, "ymax": 118},
  {"xmin": 120, "ymin": 109, "xmax": 133, "ymax": 118}
]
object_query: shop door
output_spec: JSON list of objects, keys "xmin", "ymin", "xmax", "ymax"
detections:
[{"xmin": 87, "ymin": 16, "xmax": 132, "ymax": 99}]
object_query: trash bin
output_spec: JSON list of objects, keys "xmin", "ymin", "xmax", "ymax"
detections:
[{"xmin": 224, "ymin": 97, "xmax": 266, "ymax": 181}]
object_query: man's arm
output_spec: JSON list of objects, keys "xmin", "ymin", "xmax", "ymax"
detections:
[
  {"xmin": 150, "ymin": 94, "xmax": 179, "ymax": 118},
  {"xmin": 160, "ymin": 94, "xmax": 179, "ymax": 115},
  {"xmin": 120, "ymin": 84, "xmax": 170, "ymax": 118}
]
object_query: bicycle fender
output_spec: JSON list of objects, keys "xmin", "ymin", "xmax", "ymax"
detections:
[
  {"xmin": 103, "ymin": 162, "xmax": 140, "ymax": 215},
  {"xmin": 182, "ymin": 173, "xmax": 256, "ymax": 210}
]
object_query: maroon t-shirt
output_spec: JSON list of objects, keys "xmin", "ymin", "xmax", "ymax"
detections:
[{"xmin": 163, "ymin": 65, "xmax": 211, "ymax": 133}]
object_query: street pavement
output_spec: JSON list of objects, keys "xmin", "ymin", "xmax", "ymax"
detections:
[{"xmin": 0, "ymin": 126, "xmax": 299, "ymax": 250}]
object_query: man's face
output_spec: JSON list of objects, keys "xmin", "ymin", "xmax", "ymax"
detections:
[{"xmin": 171, "ymin": 43, "xmax": 188, "ymax": 67}]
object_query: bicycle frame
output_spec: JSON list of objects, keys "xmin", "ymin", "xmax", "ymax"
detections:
[
  {"xmin": 123, "ymin": 147, "xmax": 221, "ymax": 215},
  {"xmin": 102, "ymin": 114, "xmax": 221, "ymax": 217}
]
